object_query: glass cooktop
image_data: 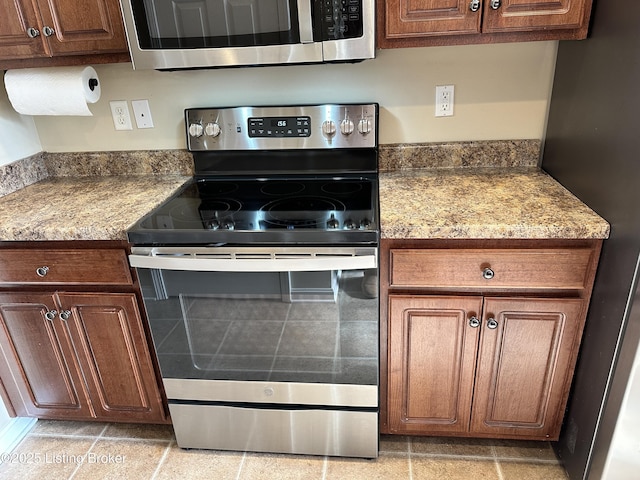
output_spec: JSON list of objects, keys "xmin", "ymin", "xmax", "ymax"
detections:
[{"xmin": 127, "ymin": 175, "xmax": 378, "ymax": 246}]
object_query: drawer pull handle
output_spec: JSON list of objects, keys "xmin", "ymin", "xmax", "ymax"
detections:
[
  {"xmin": 469, "ymin": 0, "xmax": 481, "ymax": 12},
  {"xmin": 59, "ymin": 310, "xmax": 72, "ymax": 321},
  {"xmin": 469, "ymin": 316, "xmax": 481, "ymax": 328},
  {"xmin": 44, "ymin": 310, "xmax": 57, "ymax": 321},
  {"xmin": 490, "ymin": 0, "xmax": 501, "ymax": 9},
  {"xmin": 27, "ymin": 27, "xmax": 40, "ymax": 38},
  {"xmin": 42, "ymin": 26, "xmax": 55, "ymax": 37},
  {"xmin": 482, "ymin": 267, "xmax": 495, "ymax": 280},
  {"xmin": 36, "ymin": 266, "xmax": 49, "ymax": 277},
  {"xmin": 487, "ymin": 317, "xmax": 499, "ymax": 329}
]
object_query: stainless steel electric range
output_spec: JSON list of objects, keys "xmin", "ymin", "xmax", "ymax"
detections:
[{"xmin": 127, "ymin": 104, "xmax": 379, "ymax": 458}]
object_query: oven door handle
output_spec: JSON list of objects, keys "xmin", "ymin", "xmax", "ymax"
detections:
[
  {"xmin": 128, "ymin": 253, "xmax": 377, "ymax": 272},
  {"xmin": 297, "ymin": 0, "xmax": 314, "ymax": 44}
]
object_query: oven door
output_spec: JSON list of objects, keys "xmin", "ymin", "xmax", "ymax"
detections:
[
  {"xmin": 120, "ymin": 0, "xmax": 323, "ymax": 69},
  {"xmin": 130, "ymin": 246, "xmax": 379, "ymax": 407}
]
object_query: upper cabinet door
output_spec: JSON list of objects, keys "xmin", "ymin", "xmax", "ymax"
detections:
[
  {"xmin": 34, "ymin": 0, "xmax": 128, "ymax": 56},
  {"xmin": 384, "ymin": 0, "xmax": 482, "ymax": 38},
  {"xmin": 483, "ymin": 0, "xmax": 589, "ymax": 33},
  {"xmin": 0, "ymin": 0, "xmax": 47, "ymax": 60}
]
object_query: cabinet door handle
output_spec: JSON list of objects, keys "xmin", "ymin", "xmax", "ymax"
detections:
[
  {"xmin": 44, "ymin": 310, "xmax": 57, "ymax": 321},
  {"xmin": 490, "ymin": 0, "xmax": 501, "ymax": 9},
  {"xmin": 482, "ymin": 267, "xmax": 495, "ymax": 279},
  {"xmin": 36, "ymin": 266, "xmax": 49, "ymax": 277},
  {"xmin": 469, "ymin": 316, "xmax": 481, "ymax": 328},
  {"xmin": 487, "ymin": 317, "xmax": 499, "ymax": 329},
  {"xmin": 469, "ymin": 0, "xmax": 481, "ymax": 12},
  {"xmin": 59, "ymin": 310, "xmax": 72, "ymax": 321},
  {"xmin": 42, "ymin": 26, "xmax": 55, "ymax": 37},
  {"xmin": 27, "ymin": 27, "xmax": 40, "ymax": 38}
]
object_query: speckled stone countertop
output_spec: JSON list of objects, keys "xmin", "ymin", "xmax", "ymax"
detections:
[
  {"xmin": 380, "ymin": 168, "xmax": 610, "ymax": 240},
  {"xmin": 0, "ymin": 176, "xmax": 190, "ymax": 241},
  {"xmin": 0, "ymin": 144, "xmax": 610, "ymax": 242}
]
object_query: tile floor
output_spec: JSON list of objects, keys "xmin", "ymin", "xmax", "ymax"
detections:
[{"xmin": 0, "ymin": 420, "xmax": 568, "ymax": 479}]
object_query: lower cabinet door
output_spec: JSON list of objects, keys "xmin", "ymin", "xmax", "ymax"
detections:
[
  {"xmin": 470, "ymin": 297, "xmax": 585, "ymax": 439},
  {"xmin": 387, "ymin": 295, "xmax": 483, "ymax": 434},
  {"xmin": 57, "ymin": 292, "xmax": 166, "ymax": 423},
  {"xmin": 0, "ymin": 293, "xmax": 93, "ymax": 418}
]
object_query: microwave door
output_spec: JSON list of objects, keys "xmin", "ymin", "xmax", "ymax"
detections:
[{"xmin": 121, "ymin": 0, "xmax": 323, "ymax": 70}]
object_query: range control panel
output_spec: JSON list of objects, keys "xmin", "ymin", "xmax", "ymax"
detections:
[
  {"xmin": 248, "ymin": 116, "xmax": 311, "ymax": 138},
  {"xmin": 185, "ymin": 103, "xmax": 378, "ymax": 151}
]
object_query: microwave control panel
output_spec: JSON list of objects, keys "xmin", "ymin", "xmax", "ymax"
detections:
[{"xmin": 320, "ymin": 0, "xmax": 363, "ymax": 40}]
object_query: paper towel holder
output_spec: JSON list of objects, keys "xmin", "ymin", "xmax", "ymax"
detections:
[{"xmin": 88, "ymin": 78, "xmax": 98, "ymax": 91}]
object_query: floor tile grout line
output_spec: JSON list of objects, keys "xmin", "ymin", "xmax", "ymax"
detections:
[
  {"xmin": 492, "ymin": 445, "xmax": 505, "ymax": 480},
  {"xmin": 407, "ymin": 451, "xmax": 562, "ymax": 463},
  {"xmin": 235, "ymin": 451, "xmax": 247, "ymax": 480},
  {"xmin": 67, "ymin": 424, "xmax": 109, "ymax": 480},
  {"xmin": 150, "ymin": 439, "xmax": 175, "ymax": 480}
]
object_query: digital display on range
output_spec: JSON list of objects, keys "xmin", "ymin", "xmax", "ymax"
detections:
[{"xmin": 248, "ymin": 116, "xmax": 311, "ymax": 137}]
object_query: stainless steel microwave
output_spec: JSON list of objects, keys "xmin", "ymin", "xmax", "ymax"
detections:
[{"xmin": 118, "ymin": 0, "xmax": 375, "ymax": 70}]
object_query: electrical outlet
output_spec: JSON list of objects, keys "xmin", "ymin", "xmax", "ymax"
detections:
[
  {"xmin": 109, "ymin": 100, "xmax": 133, "ymax": 130},
  {"xmin": 435, "ymin": 85, "xmax": 454, "ymax": 117},
  {"xmin": 131, "ymin": 99, "xmax": 154, "ymax": 129}
]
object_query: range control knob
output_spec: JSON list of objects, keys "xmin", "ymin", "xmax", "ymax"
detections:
[
  {"xmin": 360, "ymin": 218, "xmax": 372, "ymax": 229},
  {"xmin": 222, "ymin": 220, "xmax": 235, "ymax": 230},
  {"xmin": 205, "ymin": 122, "xmax": 221, "ymax": 137},
  {"xmin": 358, "ymin": 118, "xmax": 372, "ymax": 135},
  {"xmin": 340, "ymin": 118, "xmax": 354, "ymax": 136},
  {"xmin": 322, "ymin": 120, "xmax": 336, "ymax": 138},
  {"xmin": 327, "ymin": 213, "xmax": 340, "ymax": 229},
  {"xmin": 188, "ymin": 123, "xmax": 204, "ymax": 137},
  {"xmin": 344, "ymin": 218, "xmax": 357, "ymax": 230}
]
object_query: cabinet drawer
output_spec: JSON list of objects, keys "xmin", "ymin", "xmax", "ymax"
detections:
[
  {"xmin": 389, "ymin": 248, "xmax": 594, "ymax": 291},
  {"xmin": 0, "ymin": 249, "xmax": 132, "ymax": 286}
]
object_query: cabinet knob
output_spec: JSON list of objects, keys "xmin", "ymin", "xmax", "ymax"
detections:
[
  {"xmin": 482, "ymin": 267, "xmax": 495, "ymax": 280},
  {"xmin": 469, "ymin": 0, "xmax": 481, "ymax": 12},
  {"xmin": 59, "ymin": 310, "xmax": 72, "ymax": 321},
  {"xmin": 27, "ymin": 27, "xmax": 40, "ymax": 38},
  {"xmin": 490, "ymin": 0, "xmax": 501, "ymax": 9},
  {"xmin": 487, "ymin": 317, "xmax": 499, "ymax": 329},
  {"xmin": 469, "ymin": 316, "xmax": 481, "ymax": 328},
  {"xmin": 44, "ymin": 310, "xmax": 57, "ymax": 321},
  {"xmin": 42, "ymin": 26, "xmax": 55, "ymax": 37},
  {"xmin": 36, "ymin": 266, "xmax": 49, "ymax": 277}
]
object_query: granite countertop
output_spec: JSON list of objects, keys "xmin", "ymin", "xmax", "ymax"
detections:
[
  {"xmin": 0, "ymin": 175, "xmax": 191, "ymax": 241},
  {"xmin": 380, "ymin": 168, "xmax": 610, "ymax": 240}
]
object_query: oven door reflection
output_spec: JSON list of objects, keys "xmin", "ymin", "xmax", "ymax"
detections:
[{"xmin": 138, "ymin": 267, "xmax": 378, "ymax": 386}]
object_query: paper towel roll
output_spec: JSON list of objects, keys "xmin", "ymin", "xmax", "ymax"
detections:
[{"xmin": 4, "ymin": 66, "xmax": 101, "ymax": 116}]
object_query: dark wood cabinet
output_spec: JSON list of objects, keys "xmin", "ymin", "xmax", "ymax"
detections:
[
  {"xmin": 0, "ymin": 292, "xmax": 92, "ymax": 419},
  {"xmin": 378, "ymin": 0, "xmax": 594, "ymax": 48},
  {"xmin": 0, "ymin": 0, "xmax": 130, "ymax": 68},
  {"xmin": 381, "ymin": 239, "xmax": 602, "ymax": 440},
  {"xmin": 0, "ymin": 244, "xmax": 167, "ymax": 424},
  {"xmin": 388, "ymin": 295, "xmax": 482, "ymax": 434}
]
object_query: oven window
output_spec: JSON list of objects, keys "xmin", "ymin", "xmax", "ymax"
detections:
[
  {"xmin": 131, "ymin": 0, "xmax": 301, "ymax": 49},
  {"xmin": 139, "ymin": 268, "xmax": 378, "ymax": 386}
]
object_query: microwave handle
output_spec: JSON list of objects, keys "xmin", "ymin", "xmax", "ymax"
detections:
[{"xmin": 297, "ymin": 0, "xmax": 314, "ymax": 43}]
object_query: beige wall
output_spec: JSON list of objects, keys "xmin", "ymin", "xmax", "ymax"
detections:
[
  {"xmin": 0, "ymin": 72, "xmax": 42, "ymax": 166},
  {"xmin": 29, "ymin": 41, "xmax": 558, "ymax": 152}
]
